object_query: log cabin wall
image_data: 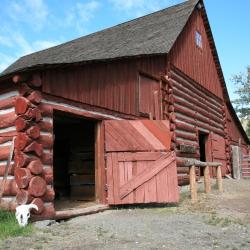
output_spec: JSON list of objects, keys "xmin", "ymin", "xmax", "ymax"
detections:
[
  {"xmin": 168, "ymin": 67, "xmax": 227, "ymax": 182},
  {"xmin": 41, "ymin": 56, "xmax": 166, "ymax": 117},
  {"xmin": 0, "ymin": 82, "xmax": 18, "ymax": 210}
]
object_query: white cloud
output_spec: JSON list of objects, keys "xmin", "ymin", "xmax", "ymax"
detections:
[
  {"xmin": 8, "ymin": 0, "xmax": 48, "ymax": 31},
  {"xmin": 109, "ymin": 0, "xmax": 177, "ymax": 17},
  {"xmin": 66, "ymin": 0, "xmax": 101, "ymax": 34}
]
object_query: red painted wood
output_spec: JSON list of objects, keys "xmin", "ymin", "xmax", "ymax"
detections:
[
  {"xmin": 0, "ymin": 179, "xmax": 18, "ymax": 196},
  {"xmin": 14, "ymin": 168, "xmax": 32, "ymax": 188},
  {"xmin": 27, "ymin": 159, "xmax": 43, "ymax": 175},
  {"xmin": 106, "ymin": 152, "xmax": 178, "ymax": 205},
  {"xmin": 105, "ymin": 120, "xmax": 171, "ymax": 152},
  {"xmin": 28, "ymin": 176, "xmax": 47, "ymax": 197},
  {"xmin": 169, "ymin": 9, "xmax": 223, "ymax": 98},
  {"xmin": 42, "ymin": 56, "xmax": 165, "ymax": 116},
  {"xmin": 15, "ymin": 97, "xmax": 31, "ymax": 114}
]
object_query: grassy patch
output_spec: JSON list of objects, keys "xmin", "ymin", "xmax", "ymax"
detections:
[
  {"xmin": 204, "ymin": 214, "xmax": 243, "ymax": 227},
  {"xmin": 0, "ymin": 209, "xmax": 33, "ymax": 240}
]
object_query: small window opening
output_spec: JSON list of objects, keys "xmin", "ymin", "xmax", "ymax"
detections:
[{"xmin": 195, "ymin": 31, "xmax": 202, "ymax": 48}]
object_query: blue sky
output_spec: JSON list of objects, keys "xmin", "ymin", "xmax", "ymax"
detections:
[{"xmin": 0, "ymin": 0, "xmax": 249, "ymax": 100}]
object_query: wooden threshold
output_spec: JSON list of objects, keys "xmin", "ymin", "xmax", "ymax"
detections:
[{"xmin": 54, "ymin": 204, "xmax": 109, "ymax": 220}]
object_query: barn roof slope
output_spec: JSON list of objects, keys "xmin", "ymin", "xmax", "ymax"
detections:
[{"xmin": 1, "ymin": 0, "xmax": 199, "ymax": 76}]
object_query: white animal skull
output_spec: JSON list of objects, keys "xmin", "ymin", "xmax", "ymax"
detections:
[{"xmin": 15, "ymin": 204, "xmax": 38, "ymax": 227}]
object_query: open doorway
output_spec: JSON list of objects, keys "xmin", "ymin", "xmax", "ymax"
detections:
[
  {"xmin": 53, "ymin": 111, "xmax": 97, "ymax": 210},
  {"xmin": 198, "ymin": 131, "xmax": 208, "ymax": 176}
]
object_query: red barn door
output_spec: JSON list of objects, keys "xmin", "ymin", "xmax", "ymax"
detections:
[
  {"xmin": 104, "ymin": 120, "xmax": 179, "ymax": 205},
  {"xmin": 210, "ymin": 133, "xmax": 227, "ymax": 176}
]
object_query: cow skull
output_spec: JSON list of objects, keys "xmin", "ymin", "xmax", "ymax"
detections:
[{"xmin": 15, "ymin": 204, "xmax": 38, "ymax": 227}]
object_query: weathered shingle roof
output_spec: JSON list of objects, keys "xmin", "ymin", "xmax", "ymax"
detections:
[{"xmin": 2, "ymin": 0, "xmax": 199, "ymax": 76}]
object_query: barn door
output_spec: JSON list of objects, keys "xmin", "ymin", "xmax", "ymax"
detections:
[
  {"xmin": 210, "ymin": 133, "xmax": 227, "ymax": 176},
  {"xmin": 104, "ymin": 120, "xmax": 179, "ymax": 205}
]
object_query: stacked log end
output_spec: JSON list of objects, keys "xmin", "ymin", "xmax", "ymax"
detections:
[{"xmin": 13, "ymin": 74, "xmax": 55, "ymax": 218}]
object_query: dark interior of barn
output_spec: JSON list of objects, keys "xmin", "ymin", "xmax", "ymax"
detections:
[
  {"xmin": 198, "ymin": 132, "xmax": 208, "ymax": 176},
  {"xmin": 53, "ymin": 111, "xmax": 96, "ymax": 210}
]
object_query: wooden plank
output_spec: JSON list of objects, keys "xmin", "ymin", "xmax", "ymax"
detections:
[
  {"xmin": 111, "ymin": 153, "xmax": 120, "ymax": 204},
  {"xmin": 134, "ymin": 161, "xmax": 146, "ymax": 203},
  {"xmin": 106, "ymin": 154, "xmax": 114, "ymax": 204},
  {"xmin": 120, "ymin": 152, "xmax": 174, "ymax": 199},
  {"xmin": 117, "ymin": 152, "xmax": 162, "ymax": 162}
]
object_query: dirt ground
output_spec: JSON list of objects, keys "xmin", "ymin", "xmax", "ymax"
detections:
[{"xmin": 1, "ymin": 179, "xmax": 250, "ymax": 250}]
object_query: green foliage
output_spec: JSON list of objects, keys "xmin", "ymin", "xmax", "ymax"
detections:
[
  {"xmin": 0, "ymin": 209, "xmax": 33, "ymax": 240},
  {"xmin": 232, "ymin": 66, "xmax": 250, "ymax": 118}
]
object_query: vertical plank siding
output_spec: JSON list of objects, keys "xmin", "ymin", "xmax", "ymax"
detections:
[
  {"xmin": 42, "ymin": 56, "xmax": 166, "ymax": 116},
  {"xmin": 169, "ymin": 9, "xmax": 223, "ymax": 99}
]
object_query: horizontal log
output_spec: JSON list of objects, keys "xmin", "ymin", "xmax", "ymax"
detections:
[
  {"xmin": 0, "ymin": 179, "xmax": 18, "ymax": 196},
  {"xmin": 0, "ymin": 96, "xmax": 16, "ymax": 110},
  {"xmin": 0, "ymin": 199, "xmax": 17, "ymax": 211},
  {"xmin": 176, "ymin": 121, "xmax": 196, "ymax": 133},
  {"xmin": 27, "ymin": 159, "xmax": 43, "ymax": 175},
  {"xmin": 0, "ymin": 146, "xmax": 11, "ymax": 161},
  {"xmin": 0, "ymin": 163, "xmax": 15, "ymax": 176},
  {"xmin": 54, "ymin": 204, "xmax": 109, "ymax": 220},
  {"xmin": 38, "ymin": 134, "xmax": 53, "ymax": 149},
  {"xmin": 0, "ymin": 130, "xmax": 17, "ymax": 138},
  {"xmin": 32, "ymin": 203, "xmax": 55, "ymax": 220},
  {"xmin": 39, "ymin": 103, "xmax": 53, "ymax": 117},
  {"xmin": 38, "ymin": 120, "xmax": 53, "ymax": 132},
  {"xmin": 0, "ymin": 136, "xmax": 14, "ymax": 145},
  {"xmin": 176, "ymin": 151, "xmax": 199, "ymax": 159},
  {"xmin": 185, "ymin": 159, "xmax": 222, "ymax": 167},
  {"xmin": 176, "ymin": 131, "xmax": 197, "ymax": 141},
  {"xmin": 174, "ymin": 96, "xmax": 223, "ymax": 124},
  {"xmin": 28, "ymin": 176, "xmax": 47, "ymax": 197},
  {"xmin": 170, "ymin": 70, "xmax": 223, "ymax": 112},
  {"xmin": 41, "ymin": 186, "xmax": 55, "ymax": 202},
  {"xmin": 31, "ymin": 198, "xmax": 44, "ymax": 215},
  {"xmin": 169, "ymin": 112, "xmax": 176, "ymax": 123},
  {"xmin": 27, "ymin": 91, "xmax": 42, "ymax": 104},
  {"xmin": 24, "ymin": 141, "xmax": 43, "ymax": 157},
  {"xmin": 16, "ymin": 189, "xmax": 33, "ymax": 205},
  {"xmin": 0, "ymin": 111, "xmax": 16, "ymax": 129},
  {"xmin": 14, "ymin": 168, "xmax": 32, "ymax": 188}
]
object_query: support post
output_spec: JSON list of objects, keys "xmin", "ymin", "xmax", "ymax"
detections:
[
  {"xmin": 216, "ymin": 165, "xmax": 223, "ymax": 192},
  {"xmin": 189, "ymin": 165, "xmax": 197, "ymax": 202},
  {"xmin": 204, "ymin": 166, "xmax": 211, "ymax": 193}
]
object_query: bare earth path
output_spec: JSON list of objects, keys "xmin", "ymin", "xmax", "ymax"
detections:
[{"xmin": 1, "ymin": 179, "xmax": 250, "ymax": 250}]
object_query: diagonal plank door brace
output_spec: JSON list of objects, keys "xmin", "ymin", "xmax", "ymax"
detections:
[{"xmin": 119, "ymin": 151, "xmax": 175, "ymax": 199}]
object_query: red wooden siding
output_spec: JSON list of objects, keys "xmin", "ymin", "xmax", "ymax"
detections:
[
  {"xmin": 105, "ymin": 120, "xmax": 171, "ymax": 152},
  {"xmin": 42, "ymin": 56, "xmax": 166, "ymax": 116},
  {"xmin": 169, "ymin": 9, "xmax": 223, "ymax": 99},
  {"xmin": 139, "ymin": 74, "xmax": 161, "ymax": 119},
  {"xmin": 106, "ymin": 151, "xmax": 178, "ymax": 205},
  {"xmin": 210, "ymin": 133, "xmax": 227, "ymax": 176},
  {"xmin": 104, "ymin": 120, "xmax": 178, "ymax": 205}
]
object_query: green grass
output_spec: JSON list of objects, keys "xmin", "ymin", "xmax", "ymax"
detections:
[{"xmin": 0, "ymin": 209, "xmax": 33, "ymax": 240}]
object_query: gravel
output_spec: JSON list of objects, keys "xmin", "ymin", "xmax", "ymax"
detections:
[{"xmin": 1, "ymin": 179, "xmax": 250, "ymax": 250}]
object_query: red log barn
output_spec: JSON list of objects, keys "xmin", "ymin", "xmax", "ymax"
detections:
[{"xmin": 0, "ymin": 0, "xmax": 248, "ymax": 219}]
